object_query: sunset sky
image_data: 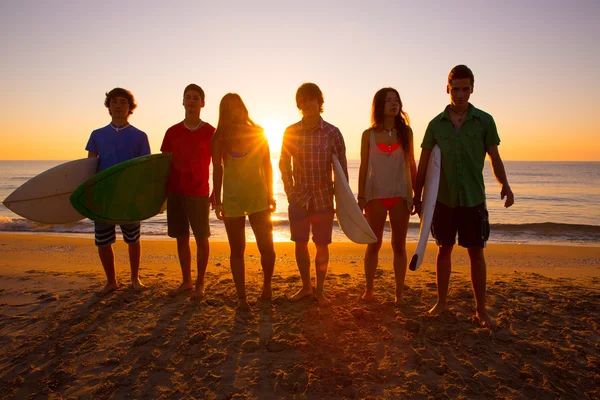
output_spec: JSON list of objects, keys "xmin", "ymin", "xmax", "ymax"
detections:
[{"xmin": 1, "ymin": 0, "xmax": 598, "ymax": 161}]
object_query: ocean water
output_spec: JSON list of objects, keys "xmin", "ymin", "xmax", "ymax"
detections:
[{"xmin": 1, "ymin": 159, "xmax": 599, "ymax": 246}]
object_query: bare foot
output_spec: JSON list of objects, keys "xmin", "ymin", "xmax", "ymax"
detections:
[
  {"xmin": 169, "ymin": 282, "xmax": 193, "ymax": 297},
  {"xmin": 131, "ymin": 277, "xmax": 146, "ymax": 292},
  {"xmin": 428, "ymin": 302, "xmax": 448, "ymax": 315},
  {"xmin": 360, "ymin": 290, "xmax": 375, "ymax": 302},
  {"xmin": 315, "ymin": 291, "xmax": 331, "ymax": 308},
  {"xmin": 475, "ymin": 311, "xmax": 498, "ymax": 329},
  {"xmin": 394, "ymin": 296, "xmax": 404, "ymax": 308},
  {"xmin": 260, "ymin": 284, "xmax": 272, "ymax": 301},
  {"xmin": 291, "ymin": 286, "xmax": 313, "ymax": 302},
  {"xmin": 190, "ymin": 286, "xmax": 205, "ymax": 301},
  {"xmin": 237, "ymin": 298, "xmax": 251, "ymax": 311},
  {"xmin": 96, "ymin": 282, "xmax": 118, "ymax": 297}
]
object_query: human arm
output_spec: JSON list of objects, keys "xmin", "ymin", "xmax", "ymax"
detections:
[
  {"xmin": 262, "ymin": 136, "xmax": 276, "ymax": 212},
  {"xmin": 210, "ymin": 133, "xmax": 225, "ymax": 220},
  {"xmin": 333, "ymin": 128, "xmax": 349, "ymax": 180},
  {"xmin": 407, "ymin": 127, "xmax": 417, "ymax": 191},
  {"xmin": 413, "ymin": 122, "xmax": 437, "ymax": 216},
  {"xmin": 278, "ymin": 127, "xmax": 295, "ymax": 202},
  {"xmin": 487, "ymin": 144, "xmax": 514, "ymax": 208},
  {"xmin": 357, "ymin": 129, "xmax": 370, "ymax": 212},
  {"xmin": 88, "ymin": 151, "xmax": 98, "ymax": 158},
  {"xmin": 139, "ymin": 134, "xmax": 151, "ymax": 156},
  {"xmin": 412, "ymin": 147, "xmax": 432, "ymax": 216}
]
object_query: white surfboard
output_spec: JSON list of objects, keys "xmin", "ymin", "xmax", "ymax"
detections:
[
  {"xmin": 332, "ymin": 154, "xmax": 377, "ymax": 244},
  {"xmin": 3, "ymin": 158, "xmax": 98, "ymax": 224},
  {"xmin": 409, "ymin": 145, "xmax": 441, "ymax": 271}
]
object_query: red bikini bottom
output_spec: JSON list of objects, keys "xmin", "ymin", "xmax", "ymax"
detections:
[{"xmin": 366, "ymin": 197, "xmax": 402, "ymax": 211}]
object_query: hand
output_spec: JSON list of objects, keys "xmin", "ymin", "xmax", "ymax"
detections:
[
  {"xmin": 268, "ymin": 196, "xmax": 277, "ymax": 213},
  {"xmin": 209, "ymin": 191, "xmax": 216, "ymax": 210},
  {"xmin": 287, "ymin": 192, "xmax": 296, "ymax": 206},
  {"xmin": 215, "ymin": 204, "xmax": 225, "ymax": 220},
  {"xmin": 501, "ymin": 185, "xmax": 514, "ymax": 208},
  {"xmin": 412, "ymin": 197, "xmax": 422, "ymax": 217},
  {"xmin": 357, "ymin": 198, "xmax": 367, "ymax": 213}
]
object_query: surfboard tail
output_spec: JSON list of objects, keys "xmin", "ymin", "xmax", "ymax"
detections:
[{"xmin": 409, "ymin": 254, "xmax": 419, "ymax": 271}]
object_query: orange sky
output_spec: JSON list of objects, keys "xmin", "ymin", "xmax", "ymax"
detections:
[{"xmin": 1, "ymin": 1, "xmax": 599, "ymax": 161}]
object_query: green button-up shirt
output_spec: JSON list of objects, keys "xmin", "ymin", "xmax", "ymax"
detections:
[{"xmin": 422, "ymin": 104, "xmax": 500, "ymax": 208}]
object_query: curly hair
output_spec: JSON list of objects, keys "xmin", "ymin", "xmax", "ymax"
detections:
[{"xmin": 104, "ymin": 88, "xmax": 137, "ymax": 115}]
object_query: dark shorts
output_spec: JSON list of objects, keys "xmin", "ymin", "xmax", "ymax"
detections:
[
  {"xmin": 288, "ymin": 201, "xmax": 334, "ymax": 246},
  {"xmin": 167, "ymin": 193, "xmax": 210, "ymax": 239},
  {"xmin": 95, "ymin": 222, "xmax": 141, "ymax": 248},
  {"xmin": 431, "ymin": 202, "xmax": 490, "ymax": 248}
]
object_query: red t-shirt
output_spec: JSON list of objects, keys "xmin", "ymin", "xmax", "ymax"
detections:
[{"xmin": 161, "ymin": 121, "xmax": 215, "ymax": 196}]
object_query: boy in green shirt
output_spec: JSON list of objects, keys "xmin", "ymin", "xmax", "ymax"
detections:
[{"xmin": 414, "ymin": 65, "xmax": 514, "ymax": 328}]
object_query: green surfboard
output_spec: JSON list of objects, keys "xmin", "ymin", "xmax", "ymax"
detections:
[{"xmin": 70, "ymin": 153, "xmax": 171, "ymax": 225}]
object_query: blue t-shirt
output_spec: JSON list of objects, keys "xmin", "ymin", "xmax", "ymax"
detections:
[{"xmin": 86, "ymin": 124, "xmax": 151, "ymax": 171}]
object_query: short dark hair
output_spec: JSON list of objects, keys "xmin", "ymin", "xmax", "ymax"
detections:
[
  {"xmin": 295, "ymin": 82, "xmax": 324, "ymax": 113},
  {"xmin": 104, "ymin": 88, "xmax": 137, "ymax": 115},
  {"xmin": 448, "ymin": 65, "xmax": 475, "ymax": 86},
  {"xmin": 184, "ymin": 84, "xmax": 205, "ymax": 102}
]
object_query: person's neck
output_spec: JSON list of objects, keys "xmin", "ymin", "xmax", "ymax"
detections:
[
  {"xmin": 449, "ymin": 103, "xmax": 469, "ymax": 115},
  {"xmin": 111, "ymin": 117, "xmax": 129, "ymax": 127},
  {"xmin": 184, "ymin": 112, "xmax": 201, "ymax": 125},
  {"xmin": 302, "ymin": 115, "xmax": 320, "ymax": 129},
  {"xmin": 383, "ymin": 117, "xmax": 395, "ymax": 131},
  {"xmin": 183, "ymin": 113, "xmax": 202, "ymax": 130}
]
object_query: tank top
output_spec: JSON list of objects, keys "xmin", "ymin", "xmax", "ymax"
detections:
[
  {"xmin": 223, "ymin": 145, "xmax": 269, "ymax": 217},
  {"xmin": 364, "ymin": 130, "xmax": 413, "ymax": 209}
]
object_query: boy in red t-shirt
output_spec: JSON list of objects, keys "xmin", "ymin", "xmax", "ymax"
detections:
[{"xmin": 161, "ymin": 84, "xmax": 215, "ymax": 300}]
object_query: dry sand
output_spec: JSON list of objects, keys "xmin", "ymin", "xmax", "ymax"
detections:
[{"xmin": 0, "ymin": 233, "xmax": 599, "ymax": 399}]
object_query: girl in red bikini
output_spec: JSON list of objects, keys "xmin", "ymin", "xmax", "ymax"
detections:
[{"xmin": 357, "ymin": 88, "xmax": 417, "ymax": 306}]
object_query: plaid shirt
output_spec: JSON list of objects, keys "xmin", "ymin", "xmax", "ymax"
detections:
[{"xmin": 279, "ymin": 118, "xmax": 348, "ymax": 211}]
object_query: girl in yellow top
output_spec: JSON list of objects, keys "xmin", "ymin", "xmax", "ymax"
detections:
[
  {"xmin": 357, "ymin": 88, "xmax": 417, "ymax": 306},
  {"xmin": 211, "ymin": 93, "xmax": 276, "ymax": 311}
]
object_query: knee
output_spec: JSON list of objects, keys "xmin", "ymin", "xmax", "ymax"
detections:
[
  {"xmin": 230, "ymin": 246, "xmax": 245, "ymax": 259},
  {"xmin": 263, "ymin": 249, "xmax": 276, "ymax": 261},
  {"xmin": 257, "ymin": 243, "xmax": 275, "ymax": 259},
  {"xmin": 468, "ymin": 248, "xmax": 485, "ymax": 262},
  {"xmin": 366, "ymin": 241, "xmax": 382, "ymax": 255},
  {"xmin": 438, "ymin": 246, "xmax": 453, "ymax": 256},
  {"xmin": 176, "ymin": 236, "xmax": 190, "ymax": 247},
  {"xmin": 391, "ymin": 239, "xmax": 406, "ymax": 254}
]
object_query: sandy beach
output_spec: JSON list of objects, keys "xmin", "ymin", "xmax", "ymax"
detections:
[{"xmin": 0, "ymin": 233, "xmax": 598, "ymax": 399}]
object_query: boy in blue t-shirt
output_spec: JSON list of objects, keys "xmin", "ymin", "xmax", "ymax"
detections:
[{"xmin": 86, "ymin": 88, "xmax": 151, "ymax": 296}]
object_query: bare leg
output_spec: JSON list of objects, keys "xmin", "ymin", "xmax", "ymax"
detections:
[
  {"xmin": 291, "ymin": 241, "xmax": 313, "ymax": 301},
  {"xmin": 314, "ymin": 244, "xmax": 331, "ymax": 307},
  {"xmin": 362, "ymin": 200, "xmax": 387, "ymax": 302},
  {"xmin": 389, "ymin": 200, "xmax": 410, "ymax": 306},
  {"xmin": 192, "ymin": 237, "xmax": 210, "ymax": 301},
  {"xmin": 170, "ymin": 235, "xmax": 194, "ymax": 295},
  {"xmin": 128, "ymin": 241, "xmax": 145, "ymax": 291},
  {"xmin": 249, "ymin": 210, "xmax": 275, "ymax": 300},
  {"xmin": 468, "ymin": 248, "xmax": 496, "ymax": 328},
  {"xmin": 97, "ymin": 245, "xmax": 118, "ymax": 296},
  {"xmin": 224, "ymin": 216, "xmax": 249, "ymax": 309},
  {"xmin": 429, "ymin": 246, "xmax": 453, "ymax": 314}
]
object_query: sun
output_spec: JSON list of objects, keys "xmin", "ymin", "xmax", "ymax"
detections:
[{"xmin": 261, "ymin": 119, "xmax": 285, "ymax": 153}]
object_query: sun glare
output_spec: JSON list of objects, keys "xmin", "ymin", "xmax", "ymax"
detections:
[{"xmin": 262, "ymin": 119, "xmax": 285, "ymax": 153}]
